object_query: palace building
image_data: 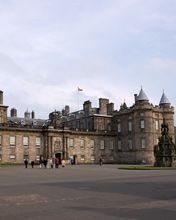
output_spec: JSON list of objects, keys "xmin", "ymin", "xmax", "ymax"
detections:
[{"xmin": 0, "ymin": 89, "xmax": 174, "ymax": 164}]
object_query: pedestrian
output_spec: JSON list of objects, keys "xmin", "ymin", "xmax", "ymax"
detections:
[
  {"xmin": 50, "ymin": 158, "xmax": 53, "ymax": 168},
  {"xmin": 31, "ymin": 160, "xmax": 34, "ymax": 168},
  {"xmin": 55, "ymin": 158, "xmax": 59, "ymax": 168},
  {"xmin": 43, "ymin": 159, "xmax": 47, "ymax": 168},
  {"xmin": 62, "ymin": 159, "xmax": 65, "ymax": 167},
  {"xmin": 99, "ymin": 157, "xmax": 103, "ymax": 166},
  {"xmin": 24, "ymin": 159, "xmax": 28, "ymax": 168}
]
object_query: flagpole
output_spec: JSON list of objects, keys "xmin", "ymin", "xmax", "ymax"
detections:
[
  {"xmin": 77, "ymin": 87, "xmax": 83, "ymax": 111},
  {"xmin": 77, "ymin": 87, "xmax": 79, "ymax": 110}
]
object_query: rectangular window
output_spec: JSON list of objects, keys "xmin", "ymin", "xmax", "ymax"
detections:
[
  {"xmin": 141, "ymin": 138, "xmax": 146, "ymax": 149},
  {"xmin": 0, "ymin": 154, "xmax": 2, "ymax": 160},
  {"xmin": 155, "ymin": 120, "xmax": 159, "ymax": 131},
  {"xmin": 128, "ymin": 139, "xmax": 133, "ymax": 150},
  {"xmin": 36, "ymin": 137, "xmax": 41, "ymax": 147},
  {"xmin": 36, "ymin": 148, "xmax": 40, "ymax": 156},
  {"xmin": 109, "ymin": 140, "xmax": 114, "ymax": 150},
  {"xmin": 23, "ymin": 137, "xmax": 29, "ymax": 146},
  {"xmin": 90, "ymin": 140, "xmax": 94, "ymax": 149},
  {"xmin": 36, "ymin": 155, "xmax": 40, "ymax": 161},
  {"xmin": 81, "ymin": 155, "xmax": 85, "ymax": 161},
  {"xmin": 118, "ymin": 140, "xmax": 122, "ymax": 150},
  {"xmin": 100, "ymin": 140, "xmax": 105, "ymax": 150},
  {"xmin": 80, "ymin": 139, "xmax": 85, "ymax": 148},
  {"xmin": 0, "ymin": 135, "xmax": 1, "ymax": 146},
  {"xmin": 140, "ymin": 120, "xmax": 145, "ymax": 129},
  {"xmin": 69, "ymin": 138, "xmax": 74, "ymax": 147},
  {"xmin": 91, "ymin": 155, "xmax": 95, "ymax": 161},
  {"xmin": 117, "ymin": 123, "xmax": 121, "ymax": 132},
  {"xmin": 10, "ymin": 155, "xmax": 15, "ymax": 159},
  {"xmin": 128, "ymin": 121, "xmax": 132, "ymax": 131},
  {"xmin": 109, "ymin": 156, "xmax": 114, "ymax": 161},
  {"xmin": 10, "ymin": 136, "xmax": 16, "ymax": 146}
]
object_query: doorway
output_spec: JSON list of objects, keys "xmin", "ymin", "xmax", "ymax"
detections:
[
  {"xmin": 55, "ymin": 153, "xmax": 62, "ymax": 164},
  {"xmin": 73, "ymin": 155, "xmax": 77, "ymax": 165}
]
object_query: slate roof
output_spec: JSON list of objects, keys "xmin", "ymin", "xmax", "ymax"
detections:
[
  {"xmin": 7, "ymin": 117, "xmax": 49, "ymax": 128},
  {"xmin": 137, "ymin": 88, "xmax": 149, "ymax": 101},
  {"xmin": 159, "ymin": 92, "xmax": 170, "ymax": 105}
]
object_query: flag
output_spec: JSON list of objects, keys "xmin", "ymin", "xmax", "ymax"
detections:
[{"xmin": 78, "ymin": 87, "xmax": 83, "ymax": 92}]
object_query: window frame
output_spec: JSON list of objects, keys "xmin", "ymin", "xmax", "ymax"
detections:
[
  {"xmin": 23, "ymin": 136, "xmax": 29, "ymax": 147},
  {"xmin": 10, "ymin": 136, "xmax": 16, "ymax": 147}
]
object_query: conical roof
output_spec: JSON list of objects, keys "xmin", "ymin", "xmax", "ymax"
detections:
[
  {"xmin": 159, "ymin": 92, "xmax": 170, "ymax": 105},
  {"xmin": 137, "ymin": 88, "xmax": 149, "ymax": 101}
]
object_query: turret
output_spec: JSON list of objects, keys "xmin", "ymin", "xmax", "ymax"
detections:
[
  {"xmin": 159, "ymin": 92, "xmax": 171, "ymax": 108},
  {"xmin": 137, "ymin": 88, "xmax": 149, "ymax": 102}
]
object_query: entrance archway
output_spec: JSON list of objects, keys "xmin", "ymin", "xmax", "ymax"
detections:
[{"xmin": 55, "ymin": 153, "xmax": 62, "ymax": 164}]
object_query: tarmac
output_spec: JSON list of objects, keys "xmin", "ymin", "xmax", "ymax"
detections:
[{"xmin": 0, "ymin": 164, "xmax": 176, "ymax": 220}]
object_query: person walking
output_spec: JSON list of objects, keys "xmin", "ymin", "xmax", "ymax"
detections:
[
  {"xmin": 99, "ymin": 157, "xmax": 103, "ymax": 166},
  {"xmin": 24, "ymin": 159, "xmax": 28, "ymax": 168},
  {"xmin": 31, "ymin": 160, "xmax": 34, "ymax": 168}
]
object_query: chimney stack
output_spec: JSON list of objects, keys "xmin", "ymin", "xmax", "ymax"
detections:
[
  {"xmin": 10, "ymin": 108, "xmax": 17, "ymax": 117},
  {"xmin": 134, "ymin": 94, "xmax": 138, "ymax": 103},
  {"xmin": 0, "ymin": 90, "xmax": 3, "ymax": 105},
  {"xmin": 31, "ymin": 111, "xmax": 35, "ymax": 119}
]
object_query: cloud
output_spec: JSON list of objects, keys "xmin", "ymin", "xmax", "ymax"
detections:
[{"xmin": 0, "ymin": 0, "xmax": 176, "ymax": 120}]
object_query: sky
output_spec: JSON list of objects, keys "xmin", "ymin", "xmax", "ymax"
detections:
[{"xmin": 0, "ymin": 0, "xmax": 176, "ymax": 119}]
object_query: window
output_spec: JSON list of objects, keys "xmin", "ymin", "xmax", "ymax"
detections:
[
  {"xmin": 128, "ymin": 121, "xmax": 132, "ymax": 132},
  {"xmin": 36, "ymin": 137, "xmax": 41, "ymax": 147},
  {"xmin": 81, "ymin": 155, "xmax": 85, "ymax": 161},
  {"xmin": 109, "ymin": 156, "xmax": 114, "ymax": 161},
  {"xmin": 90, "ymin": 140, "xmax": 94, "ymax": 149},
  {"xmin": 155, "ymin": 120, "xmax": 159, "ymax": 131},
  {"xmin": 36, "ymin": 156, "xmax": 40, "ymax": 161},
  {"xmin": 91, "ymin": 155, "xmax": 95, "ymax": 161},
  {"xmin": 140, "ymin": 112, "xmax": 144, "ymax": 117},
  {"xmin": 23, "ymin": 137, "xmax": 29, "ymax": 146},
  {"xmin": 0, "ymin": 154, "xmax": 2, "ymax": 160},
  {"xmin": 128, "ymin": 139, "xmax": 133, "ymax": 150},
  {"xmin": 117, "ymin": 123, "xmax": 121, "ymax": 132},
  {"xmin": 10, "ymin": 136, "xmax": 15, "ymax": 146},
  {"xmin": 10, "ymin": 155, "xmax": 15, "ymax": 159},
  {"xmin": 69, "ymin": 138, "xmax": 74, "ymax": 147},
  {"xmin": 100, "ymin": 140, "xmax": 105, "ymax": 150},
  {"xmin": 140, "ymin": 120, "xmax": 145, "ymax": 129},
  {"xmin": 24, "ymin": 154, "xmax": 29, "ymax": 160},
  {"xmin": 118, "ymin": 140, "xmax": 122, "ymax": 150},
  {"xmin": 141, "ymin": 138, "xmax": 146, "ymax": 149},
  {"xmin": 80, "ymin": 139, "xmax": 85, "ymax": 148},
  {"xmin": 0, "ymin": 135, "xmax": 2, "ymax": 146},
  {"xmin": 36, "ymin": 148, "xmax": 40, "ymax": 156},
  {"xmin": 109, "ymin": 140, "xmax": 114, "ymax": 150}
]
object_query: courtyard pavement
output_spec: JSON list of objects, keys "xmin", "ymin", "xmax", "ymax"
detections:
[{"xmin": 0, "ymin": 164, "xmax": 176, "ymax": 220}]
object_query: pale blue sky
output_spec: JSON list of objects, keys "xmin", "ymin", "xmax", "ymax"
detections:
[{"xmin": 0, "ymin": 0, "xmax": 176, "ymax": 119}]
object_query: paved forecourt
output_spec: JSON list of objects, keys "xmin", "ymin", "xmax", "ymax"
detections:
[{"xmin": 0, "ymin": 164, "xmax": 176, "ymax": 220}]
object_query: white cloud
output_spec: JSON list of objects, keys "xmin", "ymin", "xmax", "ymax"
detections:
[{"xmin": 0, "ymin": 0, "xmax": 176, "ymax": 120}]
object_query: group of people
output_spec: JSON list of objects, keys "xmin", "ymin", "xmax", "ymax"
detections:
[
  {"xmin": 24, "ymin": 157, "xmax": 103, "ymax": 168},
  {"xmin": 24, "ymin": 158, "xmax": 66, "ymax": 169}
]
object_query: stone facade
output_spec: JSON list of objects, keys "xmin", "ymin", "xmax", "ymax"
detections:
[{"xmin": 0, "ymin": 89, "xmax": 174, "ymax": 165}]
